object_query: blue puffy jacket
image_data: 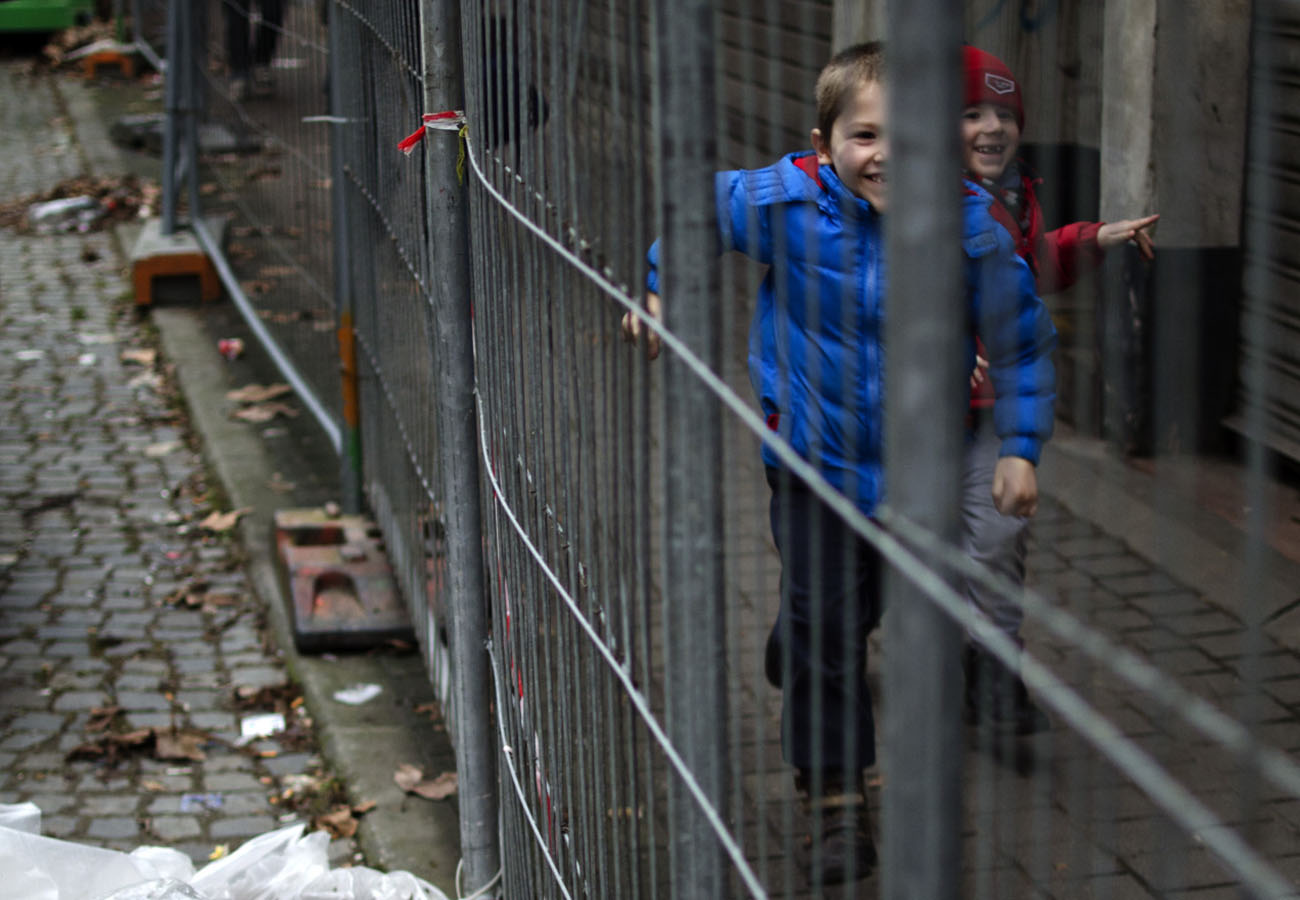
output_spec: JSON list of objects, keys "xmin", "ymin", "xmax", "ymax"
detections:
[{"xmin": 646, "ymin": 152, "xmax": 1056, "ymax": 515}]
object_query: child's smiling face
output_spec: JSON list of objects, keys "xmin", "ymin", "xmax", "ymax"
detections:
[
  {"xmin": 812, "ymin": 80, "xmax": 889, "ymax": 212},
  {"xmin": 962, "ymin": 102, "xmax": 1021, "ymax": 182}
]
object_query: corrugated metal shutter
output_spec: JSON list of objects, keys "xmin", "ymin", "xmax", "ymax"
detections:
[{"xmin": 1233, "ymin": 3, "xmax": 1300, "ymax": 461}]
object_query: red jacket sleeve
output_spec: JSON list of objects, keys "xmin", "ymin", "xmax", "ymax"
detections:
[{"xmin": 1034, "ymin": 221, "xmax": 1104, "ymax": 294}]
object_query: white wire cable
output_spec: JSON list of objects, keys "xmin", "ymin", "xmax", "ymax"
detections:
[{"xmin": 474, "ymin": 388, "xmax": 770, "ymax": 898}]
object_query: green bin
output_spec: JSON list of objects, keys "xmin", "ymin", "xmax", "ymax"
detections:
[{"xmin": 0, "ymin": 0, "xmax": 96, "ymax": 32}]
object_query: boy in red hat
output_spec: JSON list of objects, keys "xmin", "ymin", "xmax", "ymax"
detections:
[{"xmin": 959, "ymin": 45, "xmax": 1159, "ymax": 736}]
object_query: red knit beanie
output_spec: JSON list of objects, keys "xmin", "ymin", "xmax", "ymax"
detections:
[{"xmin": 962, "ymin": 45, "xmax": 1024, "ymax": 128}]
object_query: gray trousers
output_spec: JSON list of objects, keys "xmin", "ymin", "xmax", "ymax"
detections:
[{"xmin": 961, "ymin": 420, "xmax": 1030, "ymax": 639}]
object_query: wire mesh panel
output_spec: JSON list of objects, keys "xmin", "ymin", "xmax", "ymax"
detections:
[
  {"xmin": 326, "ymin": 0, "xmax": 450, "ymax": 685},
  {"xmin": 456, "ymin": 0, "xmax": 1300, "ymax": 898},
  {"xmin": 129, "ymin": 0, "xmax": 169, "ymax": 69},
  {"xmin": 191, "ymin": 0, "xmax": 342, "ymax": 444}
]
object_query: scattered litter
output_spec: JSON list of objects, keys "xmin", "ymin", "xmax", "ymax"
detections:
[
  {"xmin": 238, "ymin": 712, "xmax": 286, "ymax": 745},
  {"xmin": 78, "ymin": 333, "xmax": 115, "ymax": 345},
  {"xmin": 77, "ymin": 353, "xmax": 97, "ymax": 366},
  {"xmin": 332, "ymin": 683, "xmax": 382, "ymax": 706},
  {"xmin": 27, "ymin": 195, "xmax": 100, "ymax": 233},
  {"xmin": 179, "ymin": 793, "xmax": 224, "ymax": 813},
  {"xmin": 217, "ymin": 338, "xmax": 245, "ymax": 360},
  {"xmin": 393, "ymin": 764, "xmax": 457, "ymax": 800},
  {"xmin": 15, "ymin": 349, "xmax": 44, "ymax": 362},
  {"xmin": 0, "ymin": 175, "xmax": 159, "ymax": 234}
]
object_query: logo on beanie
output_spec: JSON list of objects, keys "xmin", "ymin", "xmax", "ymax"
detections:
[{"xmin": 985, "ymin": 73, "xmax": 1016, "ymax": 95}]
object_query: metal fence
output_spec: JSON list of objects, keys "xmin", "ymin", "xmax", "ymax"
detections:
[{"xmin": 153, "ymin": 0, "xmax": 1300, "ymax": 897}]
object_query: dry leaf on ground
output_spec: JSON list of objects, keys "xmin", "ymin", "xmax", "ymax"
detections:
[
  {"xmin": 200, "ymin": 508, "xmax": 252, "ymax": 532},
  {"xmin": 394, "ymin": 763, "xmax": 458, "ymax": 800},
  {"xmin": 316, "ymin": 805, "xmax": 359, "ymax": 839},
  {"xmin": 233, "ymin": 402, "xmax": 298, "ymax": 423},
  {"xmin": 226, "ymin": 383, "xmax": 293, "ymax": 404},
  {"xmin": 155, "ymin": 729, "xmax": 208, "ymax": 762},
  {"xmin": 120, "ymin": 348, "xmax": 157, "ymax": 367}
]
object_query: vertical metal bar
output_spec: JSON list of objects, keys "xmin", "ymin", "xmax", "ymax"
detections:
[
  {"xmin": 422, "ymin": 0, "xmax": 501, "ymax": 892},
  {"xmin": 328, "ymin": 1, "xmax": 363, "ymax": 515},
  {"xmin": 160, "ymin": 0, "xmax": 181, "ymax": 235},
  {"xmin": 652, "ymin": 0, "xmax": 727, "ymax": 895},
  {"xmin": 881, "ymin": 2, "xmax": 966, "ymax": 898}
]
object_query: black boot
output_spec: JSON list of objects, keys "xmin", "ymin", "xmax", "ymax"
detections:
[
  {"xmin": 798, "ymin": 770, "xmax": 876, "ymax": 884},
  {"xmin": 963, "ymin": 642, "xmax": 1050, "ymax": 736}
]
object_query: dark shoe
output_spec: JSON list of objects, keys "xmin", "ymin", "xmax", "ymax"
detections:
[
  {"xmin": 799, "ymin": 771, "xmax": 876, "ymax": 884},
  {"xmin": 964, "ymin": 643, "xmax": 1050, "ymax": 736},
  {"xmin": 764, "ymin": 625, "xmax": 782, "ymax": 688}
]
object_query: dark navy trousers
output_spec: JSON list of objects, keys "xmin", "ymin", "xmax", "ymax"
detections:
[{"xmin": 766, "ymin": 467, "xmax": 883, "ymax": 777}]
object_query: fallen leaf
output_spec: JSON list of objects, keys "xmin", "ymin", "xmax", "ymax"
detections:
[
  {"xmin": 200, "ymin": 508, "xmax": 252, "ymax": 532},
  {"xmin": 154, "ymin": 729, "xmax": 207, "ymax": 761},
  {"xmin": 352, "ymin": 799, "xmax": 376, "ymax": 815},
  {"xmin": 393, "ymin": 763, "xmax": 424, "ymax": 793},
  {"xmin": 120, "ymin": 348, "xmax": 156, "ymax": 366},
  {"xmin": 127, "ymin": 371, "xmax": 162, "ymax": 390},
  {"xmin": 226, "ymin": 383, "xmax": 293, "ymax": 404},
  {"xmin": 209, "ymin": 844, "xmax": 229, "ymax": 861},
  {"xmin": 86, "ymin": 705, "xmax": 123, "ymax": 732},
  {"xmin": 141, "ymin": 779, "xmax": 166, "ymax": 792},
  {"xmin": 315, "ymin": 805, "xmax": 358, "ymax": 838},
  {"xmin": 233, "ymin": 402, "xmax": 298, "ymax": 423},
  {"xmin": 394, "ymin": 764, "xmax": 457, "ymax": 800},
  {"xmin": 412, "ymin": 771, "xmax": 458, "ymax": 800},
  {"xmin": 267, "ymin": 473, "xmax": 296, "ymax": 493}
]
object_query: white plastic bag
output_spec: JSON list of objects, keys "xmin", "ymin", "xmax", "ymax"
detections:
[
  {"xmin": 0, "ymin": 800, "xmax": 42, "ymax": 833},
  {"xmin": 0, "ymin": 824, "xmax": 193, "ymax": 900},
  {"xmin": 300, "ymin": 868, "xmax": 448, "ymax": 900},
  {"xmin": 94, "ymin": 879, "xmax": 209, "ymax": 900},
  {"xmin": 189, "ymin": 825, "xmax": 330, "ymax": 900}
]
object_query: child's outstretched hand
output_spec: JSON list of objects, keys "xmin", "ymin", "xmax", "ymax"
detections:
[
  {"xmin": 621, "ymin": 292, "xmax": 663, "ymax": 360},
  {"xmin": 1098, "ymin": 213, "xmax": 1159, "ymax": 261},
  {"xmin": 992, "ymin": 456, "xmax": 1038, "ymax": 517}
]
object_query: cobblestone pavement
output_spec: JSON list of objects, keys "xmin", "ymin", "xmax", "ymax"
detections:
[{"xmin": 0, "ymin": 63, "xmax": 353, "ymax": 867}]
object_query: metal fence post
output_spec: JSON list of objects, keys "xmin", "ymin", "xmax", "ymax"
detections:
[
  {"xmin": 881, "ymin": 2, "xmax": 966, "ymax": 898},
  {"xmin": 327, "ymin": 1, "xmax": 363, "ymax": 516},
  {"xmin": 159, "ymin": 0, "xmax": 182, "ymax": 234},
  {"xmin": 653, "ymin": 0, "xmax": 728, "ymax": 895},
  {"xmin": 421, "ymin": 0, "xmax": 501, "ymax": 892}
]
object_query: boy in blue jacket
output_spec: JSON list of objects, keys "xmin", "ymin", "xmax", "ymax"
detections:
[{"xmin": 622, "ymin": 41, "xmax": 1057, "ymax": 884}]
